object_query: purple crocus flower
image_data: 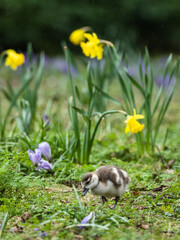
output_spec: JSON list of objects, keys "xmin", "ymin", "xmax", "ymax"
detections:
[
  {"xmin": 38, "ymin": 142, "xmax": 51, "ymax": 161},
  {"xmin": 79, "ymin": 211, "xmax": 95, "ymax": 229},
  {"xmin": 127, "ymin": 64, "xmax": 138, "ymax": 77},
  {"xmin": 28, "ymin": 149, "xmax": 41, "ymax": 165},
  {"xmin": 90, "ymin": 58, "xmax": 105, "ymax": 73},
  {"xmin": 36, "ymin": 159, "xmax": 52, "ymax": 171},
  {"xmin": 157, "ymin": 56, "xmax": 168, "ymax": 68},
  {"xmin": 48, "ymin": 57, "xmax": 77, "ymax": 75},
  {"xmin": 23, "ymin": 52, "xmax": 38, "ymax": 67},
  {"xmin": 34, "ymin": 228, "xmax": 39, "ymax": 231},
  {"xmin": 39, "ymin": 231, "xmax": 47, "ymax": 237},
  {"xmin": 43, "ymin": 114, "xmax": 50, "ymax": 126},
  {"xmin": 155, "ymin": 75, "xmax": 176, "ymax": 89}
]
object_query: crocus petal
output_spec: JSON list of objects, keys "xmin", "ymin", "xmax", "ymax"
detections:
[
  {"xmin": 34, "ymin": 149, "xmax": 42, "ymax": 163},
  {"xmin": 38, "ymin": 142, "xmax": 51, "ymax": 160},
  {"xmin": 28, "ymin": 149, "xmax": 41, "ymax": 165},
  {"xmin": 43, "ymin": 114, "xmax": 50, "ymax": 126},
  {"xmin": 28, "ymin": 150, "xmax": 34, "ymax": 154},
  {"xmin": 39, "ymin": 232, "xmax": 47, "ymax": 237},
  {"xmin": 79, "ymin": 211, "xmax": 94, "ymax": 229},
  {"xmin": 36, "ymin": 159, "xmax": 52, "ymax": 171},
  {"xmin": 34, "ymin": 228, "xmax": 39, "ymax": 231}
]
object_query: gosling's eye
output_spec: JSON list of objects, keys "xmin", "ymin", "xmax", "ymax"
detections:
[{"xmin": 86, "ymin": 180, "xmax": 90, "ymax": 185}]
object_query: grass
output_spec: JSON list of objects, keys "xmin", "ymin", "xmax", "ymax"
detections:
[
  {"xmin": 0, "ymin": 157, "xmax": 179, "ymax": 239},
  {"xmin": 0, "ymin": 63, "xmax": 180, "ymax": 240}
]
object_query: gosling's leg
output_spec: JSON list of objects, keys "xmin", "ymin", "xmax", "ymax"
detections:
[
  {"xmin": 111, "ymin": 196, "xmax": 120, "ymax": 209},
  {"xmin": 101, "ymin": 196, "xmax": 108, "ymax": 204}
]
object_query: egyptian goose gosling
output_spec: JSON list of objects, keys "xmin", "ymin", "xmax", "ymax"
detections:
[{"xmin": 81, "ymin": 165, "xmax": 130, "ymax": 209}]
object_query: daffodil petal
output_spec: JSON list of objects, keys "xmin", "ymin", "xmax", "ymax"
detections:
[
  {"xmin": 125, "ymin": 124, "xmax": 130, "ymax": 133},
  {"xmin": 134, "ymin": 114, "xmax": 144, "ymax": 120},
  {"xmin": 80, "ymin": 33, "xmax": 103, "ymax": 60}
]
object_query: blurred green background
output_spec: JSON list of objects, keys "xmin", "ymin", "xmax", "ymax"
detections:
[{"xmin": 0, "ymin": 0, "xmax": 180, "ymax": 55}]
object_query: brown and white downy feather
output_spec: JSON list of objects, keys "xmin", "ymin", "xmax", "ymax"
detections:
[{"xmin": 81, "ymin": 165, "xmax": 130, "ymax": 198}]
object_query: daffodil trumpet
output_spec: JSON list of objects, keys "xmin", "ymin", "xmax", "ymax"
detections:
[
  {"xmin": 125, "ymin": 109, "xmax": 144, "ymax": 134},
  {"xmin": 115, "ymin": 109, "xmax": 145, "ymax": 134},
  {"xmin": 69, "ymin": 26, "xmax": 92, "ymax": 46},
  {"xmin": 2, "ymin": 49, "xmax": 25, "ymax": 70}
]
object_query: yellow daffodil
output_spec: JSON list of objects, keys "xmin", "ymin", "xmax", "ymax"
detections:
[
  {"xmin": 125, "ymin": 109, "xmax": 144, "ymax": 134},
  {"xmin": 4, "ymin": 49, "xmax": 25, "ymax": 70},
  {"xmin": 80, "ymin": 33, "xmax": 103, "ymax": 60},
  {"xmin": 69, "ymin": 26, "xmax": 92, "ymax": 45},
  {"xmin": 69, "ymin": 29, "xmax": 86, "ymax": 45}
]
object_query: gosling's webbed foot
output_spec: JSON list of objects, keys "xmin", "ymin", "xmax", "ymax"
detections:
[
  {"xmin": 110, "ymin": 196, "xmax": 120, "ymax": 209},
  {"xmin": 101, "ymin": 196, "xmax": 108, "ymax": 204}
]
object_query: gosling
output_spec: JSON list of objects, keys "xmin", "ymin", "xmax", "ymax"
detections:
[{"xmin": 81, "ymin": 165, "xmax": 130, "ymax": 209}]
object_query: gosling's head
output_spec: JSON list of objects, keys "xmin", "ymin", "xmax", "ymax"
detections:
[{"xmin": 81, "ymin": 172, "xmax": 99, "ymax": 196}]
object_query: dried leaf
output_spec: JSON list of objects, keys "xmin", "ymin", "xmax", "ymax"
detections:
[
  {"xmin": 139, "ymin": 223, "xmax": 150, "ymax": 229},
  {"xmin": 133, "ymin": 191, "xmax": 140, "ymax": 196},
  {"xmin": 21, "ymin": 212, "xmax": 31, "ymax": 222},
  {"xmin": 75, "ymin": 235, "xmax": 84, "ymax": 239},
  {"xmin": 168, "ymin": 159, "xmax": 175, "ymax": 168},
  {"xmin": 165, "ymin": 169, "xmax": 174, "ymax": 174},
  {"xmin": 153, "ymin": 185, "xmax": 167, "ymax": 192},
  {"xmin": 11, "ymin": 216, "xmax": 22, "ymax": 225},
  {"xmin": 10, "ymin": 224, "xmax": 24, "ymax": 233},
  {"xmin": 135, "ymin": 206, "xmax": 148, "ymax": 210}
]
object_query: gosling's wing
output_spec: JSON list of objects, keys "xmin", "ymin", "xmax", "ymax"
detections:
[
  {"xmin": 96, "ymin": 166, "xmax": 122, "ymax": 187},
  {"xmin": 116, "ymin": 167, "xmax": 130, "ymax": 185},
  {"xmin": 96, "ymin": 166, "xmax": 113, "ymax": 184},
  {"xmin": 96, "ymin": 165, "xmax": 130, "ymax": 186}
]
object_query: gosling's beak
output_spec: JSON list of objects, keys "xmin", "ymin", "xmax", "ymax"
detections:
[{"xmin": 82, "ymin": 187, "xmax": 89, "ymax": 196}]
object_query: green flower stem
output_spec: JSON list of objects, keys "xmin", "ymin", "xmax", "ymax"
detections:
[
  {"xmin": 90, "ymin": 110, "xmax": 125, "ymax": 152},
  {"xmin": 145, "ymin": 95, "xmax": 152, "ymax": 153},
  {"xmin": 64, "ymin": 46, "xmax": 81, "ymax": 161},
  {"xmin": 83, "ymin": 120, "xmax": 91, "ymax": 164}
]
